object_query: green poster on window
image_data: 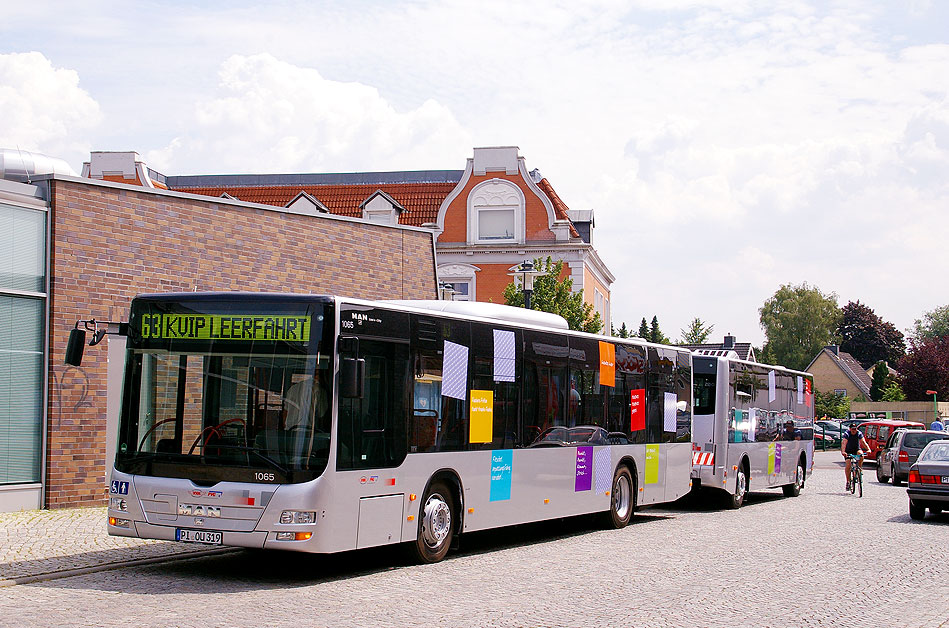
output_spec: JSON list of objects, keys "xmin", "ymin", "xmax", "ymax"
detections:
[{"xmin": 645, "ymin": 444, "xmax": 660, "ymax": 484}]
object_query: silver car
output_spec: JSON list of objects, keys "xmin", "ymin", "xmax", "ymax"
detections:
[
  {"xmin": 907, "ymin": 439, "xmax": 949, "ymax": 520},
  {"xmin": 878, "ymin": 429, "xmax": 949, "ymax": 485}
]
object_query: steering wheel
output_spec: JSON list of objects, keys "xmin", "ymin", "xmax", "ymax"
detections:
[{"xmin": 187, "ymin": 418, "xmax": 246, "ymax": 455}]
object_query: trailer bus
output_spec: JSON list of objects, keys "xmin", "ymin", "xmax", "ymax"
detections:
[
  {"xmin": 71, "ymin": 293, "xmax": 697, "ymax": 563},
  {"xmin": 690, "ymin": 350, "xmax": 815, "ymax": 508}
]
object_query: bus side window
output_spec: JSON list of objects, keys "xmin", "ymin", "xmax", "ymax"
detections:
[
  {"xmin": 411, "ymin": 316, "xmax": 470, "ymax": 453},
  {"xmin": 523, "ymin": 329, "xmax": 568, "ymax": 444},
  {"xmin": 469, "ymin": 324, "xmax": 520, "ymax": 450}
]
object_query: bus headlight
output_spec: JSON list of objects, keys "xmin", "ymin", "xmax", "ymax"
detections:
[
  {"xmin": 279, "ymin": 510, "xmax": 316, "ymax": 524},
  {"xmin": 109, "ymin": 497, "xmax": 128, "ymax": 512}
]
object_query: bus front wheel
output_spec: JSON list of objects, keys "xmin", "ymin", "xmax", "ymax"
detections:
[
  {"xmin": 412, "ymin": 481, "xmax": 455, "ymax": 564},
  {"xmin": 604, "ymin": 466, "xmax": 635, "ymax": 529},
  {"xmin": 728, "ymin": 464, "xmax": 748, "ymax": 509}
]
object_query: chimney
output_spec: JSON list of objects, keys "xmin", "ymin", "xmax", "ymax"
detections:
[
  {"xmin": 723, "ymin": 334, "xmax": 735, "ymax": 349},
  {"xmin": 825, "ymin": 345, "xmax": 839, "ymax": 356}
]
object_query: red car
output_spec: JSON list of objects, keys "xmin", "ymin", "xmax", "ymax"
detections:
[{"xmin": 858, "ymin": 420, "xmax": 925, "ymax": 461}]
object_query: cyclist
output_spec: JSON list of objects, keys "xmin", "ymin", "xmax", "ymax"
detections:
[{"xmin": 841, "ymin": 423, "xmax": 870, "ymax": 491}]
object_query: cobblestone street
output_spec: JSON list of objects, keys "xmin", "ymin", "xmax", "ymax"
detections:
[{"xmin": 0, "ymin": 451, "xmax": 946, "ymax": 628}]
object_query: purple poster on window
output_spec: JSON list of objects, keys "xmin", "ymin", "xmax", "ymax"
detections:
[
  {"xmin": 575, "ymin": 446, "xmax": 593, "ymax": 492},
  {"xmin": 775, "ymin": 443, "xmax": 782, "ymax": 474}
]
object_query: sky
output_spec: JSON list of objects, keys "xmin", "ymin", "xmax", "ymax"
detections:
[{"xmin": 2, "ymin": 0, "xmax": 948, "ymax": 348}]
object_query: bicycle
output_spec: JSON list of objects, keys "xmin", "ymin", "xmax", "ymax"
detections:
[{"xmin": 845, "ymin": 453, "xmax": 864, "ymax": 497}]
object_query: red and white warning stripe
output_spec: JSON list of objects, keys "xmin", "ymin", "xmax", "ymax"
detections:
[{"xmin": 692, "ymin": 451, "xmax": 715, "ymax": 466}]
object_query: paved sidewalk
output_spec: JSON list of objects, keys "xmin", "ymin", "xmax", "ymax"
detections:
[{"xmin": 0, "ymin": 506, "xmax": 232, "ymax": 586}]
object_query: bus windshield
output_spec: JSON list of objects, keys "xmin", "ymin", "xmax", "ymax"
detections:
[{"xmin": 114, "ymin": 296, "xmax": 334, "ymax": 484}]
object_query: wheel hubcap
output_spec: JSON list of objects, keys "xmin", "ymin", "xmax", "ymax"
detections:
[
  {"xmin": 421, "ymin": 493, "xmax": 451, "ymax": 548},
  {"xmin": 736, "ymin": 469, "xmax": 746, "ymax": 501},
  {"xmin": 614, "ymin": 474, "xmax": 631, "ymax": 519}
]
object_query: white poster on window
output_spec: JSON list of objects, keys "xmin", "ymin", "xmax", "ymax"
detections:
[
  {"xmin": 748, "ymin": 408, "xmax": 757, "ymax": 442},
  {"xmin": 442, "ymin": 341, "xmax": 469, "ymax": 400},
  {"xmin": 493, "ymin": 329, "xmax": 516, "ymax": 382},
  {"xmin": 663, "ymin": 392, "xmax": 678, "ymax": 432},
  {"xmin": 797, "ymin": 376, "xmax": 804, "ymax": 404},
  {"xmin": 768, "ymin": 370, "xmax": 776, "ymax": 402}
]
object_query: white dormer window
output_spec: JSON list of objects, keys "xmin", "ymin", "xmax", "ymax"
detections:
[
  {"xmin": 360, "ymin": 190, "xmax": 404, "ymax": 225},
  {"xmin": 468, "ymin": 179, "xmax": 524, "ymax": 244}
]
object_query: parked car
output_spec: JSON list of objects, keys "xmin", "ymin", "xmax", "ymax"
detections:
[
  {"xmin": 814, "ymin": 420, "xmax": 844, "ymax": 446},
  {"xmin": 859, "ymin": 420, "xmax": 925, "ymax": 461},
  {"xmin": 907, "ymin": 439, "xmax": 949, "ymax": 520},
  {"xmin": 840, "ymin": 419, "xmax": 868, "ymax": 430},
  {"xmin": 877, "ymin": 429, "xmax": 949, "ymax": 485}
]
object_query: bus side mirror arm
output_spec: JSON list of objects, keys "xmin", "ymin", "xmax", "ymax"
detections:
[{"xmin": 65, "ymin": 319, "xmax": 129, "ymax": 366}]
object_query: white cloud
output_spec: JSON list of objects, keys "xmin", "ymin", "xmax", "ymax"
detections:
[
  {"xmin": 0, "ymin": 52, "xmax": 100, "ymax": 163},
  {"xmin": 145, "ymin": 54, "xmax": 472, "ymax": 174}
]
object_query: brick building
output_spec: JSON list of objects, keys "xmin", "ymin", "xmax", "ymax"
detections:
[
  {"xmin": 0, "ymin": 151, "xmax": 437, "ymax": 511},
  {"xmin": 805, "ymin": 345, "xmax": 872, "ymax": 400},
  {"xmin": 139, "ymin": 146, "xmax": 614, "ymax": 329}
]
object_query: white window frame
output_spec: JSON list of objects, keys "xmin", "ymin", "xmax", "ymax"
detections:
[{"xmin": 467, "ymin": 179, "xmax": 525, "ymax": 245}]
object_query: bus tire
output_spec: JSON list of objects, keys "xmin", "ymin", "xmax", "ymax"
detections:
[
  {"xmin": 604, "ymin": 466, "xmax": 635, "ymax": 529},
  {"xmin": 782, "ymin": 460, "xmax": 804, "ymax": 497},
  {"xmin": 412, "ymin": 481, "xmax": 455, "ymax": 564},
  {"xmin": 728, "ymin": 462, "xmax": 748, "ymax": 509}
]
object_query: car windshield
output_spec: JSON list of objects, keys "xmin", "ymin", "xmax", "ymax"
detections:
[
  {"xmin": 904, "ymin": 433, "xmax": 948, "ymax": 449},
  {"xmin": 919, "ymin": 442, "xmax": 949, "ymax": 462}
]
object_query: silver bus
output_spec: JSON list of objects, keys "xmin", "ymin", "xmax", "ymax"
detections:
[
  {"xmin": 690, "ymin": 350, "xmax": 814, "ymax": 508},
  {"xmin": 78, "ymin": 293, "xmax": 695, "ymax": 563}
]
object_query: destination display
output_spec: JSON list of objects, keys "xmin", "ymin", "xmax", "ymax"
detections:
[{"xmin": 140, "ymin": 313, "xmax": 311, "ymax": 342}]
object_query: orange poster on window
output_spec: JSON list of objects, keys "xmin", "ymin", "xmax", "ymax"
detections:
[{"xmin": 599, "ymin": 341, "xmax": 615, "ymax": 387}]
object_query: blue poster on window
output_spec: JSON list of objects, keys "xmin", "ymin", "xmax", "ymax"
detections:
[{"xmin": 490, "ymin": 450, "xmax": 513, "ymax": 501}]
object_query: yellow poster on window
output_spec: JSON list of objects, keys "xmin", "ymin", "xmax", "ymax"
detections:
[
  {"xmin": 768, "ymin": 443, "xmax": 776, "ymax": 475},
  {"xmin": 469, "ymin": 390, "xmax": 494, "ymax": 443},
  {"xmin": 599, "ymin": 341, "xmax": 615, "ymax": 387}
]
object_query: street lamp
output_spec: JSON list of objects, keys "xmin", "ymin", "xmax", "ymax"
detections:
[
  {"xmin": 926, "ymin": 390, "xmax": 939, "ymax": 425},
  {"xmin": 438, "ymin": 282, "xmax": 456, "ymax": 301},
  {"xmin": 508, "ymin": 260, "xmax": 543, "ymax": 309}
]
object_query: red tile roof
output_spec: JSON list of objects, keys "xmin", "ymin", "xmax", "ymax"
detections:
[
  {"xmin": 176, "ymin": 182, "xmax": 457, "ymax": 226},
  {"xmin": 535, "ymin": 178, "xmax": 580, "ymax": 239}
]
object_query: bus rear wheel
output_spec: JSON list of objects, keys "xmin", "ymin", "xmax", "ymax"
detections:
[
  {"xmin": 604, "ymin": 466, "xmax": 635, "ymax": 529},
  {"xmin": 412, "ymin": 481, "xmax": 455, "ymax": 564},
  {"xmin": 782, "ymin": 461, "xmax": 804, "ymax": 497}
]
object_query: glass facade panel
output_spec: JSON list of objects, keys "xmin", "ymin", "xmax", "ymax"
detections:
[{"xmin": 0, "ymin": 296, "xmax": 44, "ymax": 484}]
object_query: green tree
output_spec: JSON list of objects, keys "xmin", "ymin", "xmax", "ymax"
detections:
[
  {"xmin": 612, "ymin": 322, "xmax": 631, "ymax": 338},
  {"xmin": 881, "ymin": 381, "xmax": 906, "ymax": 402},
  {"xmin": 912, "ymin": 304, "xmax": 949, "ymax": 341},
  {"xmin": 680, "ymin": 317, "xmax": 714, "ymax": 344},
  {"xmin": 649, "ymin": 316, "xmax": 670, "ymax": 344},
  {"xmin": 815, "ymin": 390, "xmax": 852, "ymax": 420},
  {"xmin": 869, "ymin": 361, "xmax": 889, "ymax": 401},
  {"xmin": 759, "ymin": 282, "xmax": 841, "ymax": 371},
  {"xmin": 502, "ymin": 256, "xmax": 602, "ymax": 333},
  {"xmin": 637, "ymin": 318, "xmax": 649, "ymax": 339}
]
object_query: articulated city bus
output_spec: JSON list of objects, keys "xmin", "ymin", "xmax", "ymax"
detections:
[
  {"xmin": 75, "ymin": 293, "xmax": 695, "ymax": 563},
  {"xmin": 690, "ymin": 350, "xmax": 815, "ymax": 508}
]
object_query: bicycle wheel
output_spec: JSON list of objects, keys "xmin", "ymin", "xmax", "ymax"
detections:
[
  {"xmin": 850, "ymin": 467, "xmax": 856, "ymax": 494},
  {"xmin": 856, "ymin": 468, "xmax": 863, "ymax": 497}
]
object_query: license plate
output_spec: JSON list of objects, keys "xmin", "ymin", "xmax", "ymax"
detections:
[
  {"xmin": 175, "ymin": 528, "xmax": 223, "ymax": 545},
  {"xmin": 942, "ymin": 476, "xmax": 949, "ymax": 484}
]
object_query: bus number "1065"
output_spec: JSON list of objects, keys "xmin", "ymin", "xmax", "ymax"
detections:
[{"xmin": 255, "ymin": 472, "xmax": 275, "ymax": 482}]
